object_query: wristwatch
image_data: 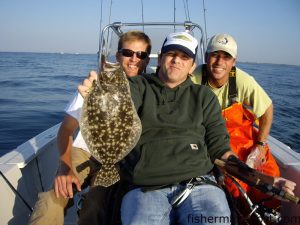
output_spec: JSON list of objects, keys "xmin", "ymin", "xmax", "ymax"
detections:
[{"xmin": 256, "ymin": 140, "xmax": 267, "ymax": 147}]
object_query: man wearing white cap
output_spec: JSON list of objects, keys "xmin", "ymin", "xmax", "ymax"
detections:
[
  {"xmin": 79, "ymin": 31, "xmax": 233, "ymax": 225},
  {"xmin": 192, "ymin": 34, "xmax": 280, "ymax": 210}
]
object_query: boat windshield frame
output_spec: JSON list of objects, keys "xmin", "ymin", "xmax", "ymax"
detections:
[{"xmin": 97, "ymin": 21, "xmax": 207, "ymax": 72}]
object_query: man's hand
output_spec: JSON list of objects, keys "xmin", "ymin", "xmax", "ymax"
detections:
[
  {"xmin": 217, "ymin": 153, "xmax": 298, "ymax": 199},
  {"xmin": 274, "ymin": 177, "xmax": 296, "ymax": 196},
  {"xmin": 77, "ymin": 71, "xmax": 98, "ymax": 98},
  {"xmin": 245, "ymin": 146, "xmax": 266, "ymax": 170},
  {"xmin": 256, "ymin": 144, "xmax": 267, "ymax": 164},
  {"xmin": 54, "ymin": 161, "xmax": 81, "ymax": 199}
]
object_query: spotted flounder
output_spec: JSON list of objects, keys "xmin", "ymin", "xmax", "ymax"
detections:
[{"xmin": 80, "ymin": 61, "xmax": 142, "ymax": 187}]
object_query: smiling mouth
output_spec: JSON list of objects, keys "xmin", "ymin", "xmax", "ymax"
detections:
[
  {"xmin": 212, "ymin": 66, "xmax": 225, "ymax": 72},
  {"xmin": 128, "ymin": 64, "xmax": 138, "ymax": 69},
  {"xmin": 170, "ymin": 65, "xmax": 180, "ymax": 70}
]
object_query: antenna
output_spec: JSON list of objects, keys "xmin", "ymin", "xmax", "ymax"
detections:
[
  {"xmin": 202, "ymin": 0, "xmax": 208, "ymax": 45},
  {"xmin": 186, "ymin": 0, "xmax": 190, "ymax": 21},
  {"xmin": 98, "ymin": 0, "xmax": 104, "ymax": 73},
  {"xmin": 106, "ymin": 0, "xmax": 113, "ymax": 55},
  {"xmin": 182, "ymin": 0, "xmax": 191, "ymax": 21},
  {"xmin": 182, "ymin": 0, "xmax": 188, "ymax": 21},
  {"xmin": 141, "ymin": 0, "xmax": 145, "ymax": 31},
  {"xmin": 173, "ymin": 0, "xmax": 176, "ymax": 32}
]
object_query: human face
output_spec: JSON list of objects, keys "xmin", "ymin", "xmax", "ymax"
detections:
[
  {"xmin": 116, "ymin": 40, "xmax": 150, "ymax": 77},
  {"xmin": 206, "ymin": 51, "xmax": 236, "ymax": 87},
  {"xmin": 158, "ymin": 50, "xmax": 196, "ymax": 88}
]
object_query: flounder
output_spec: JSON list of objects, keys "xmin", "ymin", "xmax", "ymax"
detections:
[{"xmin": 80, "ymin": 61, "xmax": 142, "ymax": 187}]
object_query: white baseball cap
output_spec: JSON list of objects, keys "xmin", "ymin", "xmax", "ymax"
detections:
[
  {"xmin": 161, "ymin": 32, "xmax": 198, "ymax": 59},
  {"xmin": 206, "ymin": 34, "xmax": 237, "ymax": 58}
]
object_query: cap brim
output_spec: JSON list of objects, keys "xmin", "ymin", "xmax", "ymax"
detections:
[
  {"xmin": 162, "ymin": 44, "xmax": 195, "ymax": 58},
  {"xmin": 207, "ymin": 47, "xmax": 236, "ymax": 58}
]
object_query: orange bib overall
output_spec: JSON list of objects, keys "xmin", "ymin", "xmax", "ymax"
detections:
[{"xmin": 222, "ymin": 102, "xmax": 280, "ymax": 208}]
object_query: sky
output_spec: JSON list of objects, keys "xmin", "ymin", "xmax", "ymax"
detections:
[{"xmin": 0, "ymin": 0, "xmax": 299, "ymax": 66}]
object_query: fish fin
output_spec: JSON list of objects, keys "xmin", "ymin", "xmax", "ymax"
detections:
[{"xmin": 91, "ymin": 164, "xmax": 120, "ymax": 187}]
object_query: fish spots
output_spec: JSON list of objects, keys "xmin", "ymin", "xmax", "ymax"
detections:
[{"xmin": 80, "ymin": 62, "xmax": 141, "ymax": 187}]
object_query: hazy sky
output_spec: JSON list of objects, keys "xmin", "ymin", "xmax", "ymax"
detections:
[{"xmin": 1, "ymin": 0, "xmax": 299, "ymax": 65}]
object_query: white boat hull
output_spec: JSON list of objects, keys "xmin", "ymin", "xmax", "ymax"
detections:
[
  {"xmin": 1, "ymin": 123, "xmax": 300, "ymax": 225},
  {"xmin": 0, "ymin": 124, "xmax": 77, "ymax": 225}
]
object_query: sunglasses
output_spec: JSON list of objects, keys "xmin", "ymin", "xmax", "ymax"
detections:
[{"xmin": 118, "ymin": 49, "xmax": 149, "ymax": 60}]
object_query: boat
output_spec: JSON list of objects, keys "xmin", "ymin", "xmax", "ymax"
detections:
[
  {"xmin": 1, "ymin": 4, "xmax": 300, "ymax": 225},
  {"xmin": 1, "ymin": 121, "xmax": 300, "ymax": 224}
]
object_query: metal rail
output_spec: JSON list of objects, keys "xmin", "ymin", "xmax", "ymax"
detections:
[{"xmin": 97, "ymin": 21, "xmax": 207, "ymax": 71}]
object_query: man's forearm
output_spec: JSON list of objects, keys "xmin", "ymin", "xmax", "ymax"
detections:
[
  {"xmin": 57, "ymin": 122, "xmax": 74, "ymax": 168},
  {"xmin": 257, "ymin": 104, "xmax": 273, "ymax": 142},
  {"xmin": 57, "ymin": 135, "xmax": 73, "ymax": 167}
]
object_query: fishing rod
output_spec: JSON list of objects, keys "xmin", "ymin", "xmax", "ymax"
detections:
[
  {"xmin": 215, "ymin": 155, "xmax": 300, "ymax": 205},
  {"xmin": 0, "ymin": 170, "xmax": 33, "ymax": 213}
]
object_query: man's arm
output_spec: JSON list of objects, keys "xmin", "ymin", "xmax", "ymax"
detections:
[
  {"xmin": 249, "ymin": 104, "xmax": 273, "ymax": 164},
  {"xmin": 219, "ymin": 150, "xmax": 296, "ymax": 196},
  {"xmin": 257, "ymin": 104, "xmax": 273, "ymax": 142},
  {"xmin": 246, "ymin": 73, "xmax": 274, "ymax": 161},
  {"xmin": 55, "ymin": 114, "xmax": 81, "ymax": 198}
]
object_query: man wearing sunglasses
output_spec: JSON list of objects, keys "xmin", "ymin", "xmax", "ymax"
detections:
[
  {"xmin": 117, "ymin": 48, "xmax": 149, "ymax": 76},
  {"xmin": 29, "ymin": 30, "xmax": 152, "ymax": 225}
]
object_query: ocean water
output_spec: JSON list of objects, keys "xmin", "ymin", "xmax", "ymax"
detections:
[{"xmin": 0, "ymin": 52, "xmax": 299, "ymax": 156}]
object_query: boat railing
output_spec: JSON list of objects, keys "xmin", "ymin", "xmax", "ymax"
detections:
[{"xmin": 98, "ymin": 21, "xmax": 207, "ymax": 71}]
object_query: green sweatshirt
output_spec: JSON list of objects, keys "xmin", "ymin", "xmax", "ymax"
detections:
[{"xmin": 120, "ymin": 74, "xmax": 230, "ymax": 186}]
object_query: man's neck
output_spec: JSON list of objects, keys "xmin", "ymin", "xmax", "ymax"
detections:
[{"xmin": 207, "ymin": 76, "xmax": 228, "ymax": 88}]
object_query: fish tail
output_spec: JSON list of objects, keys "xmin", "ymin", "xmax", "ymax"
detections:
[{"xmin": 91, "ymin": 164, "xmax": 120, "ymax": 187}]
